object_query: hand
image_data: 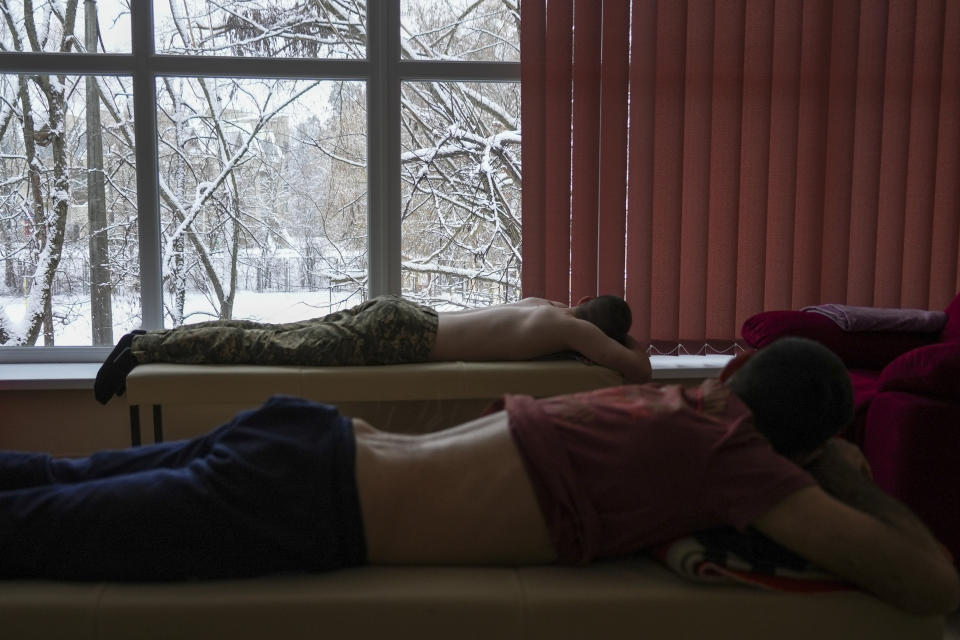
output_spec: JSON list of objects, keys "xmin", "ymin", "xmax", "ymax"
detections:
[
  {"xmin": 810, "ymin": 438, "xmax": 873, "ymax": 480},
  {"xmin": 698, "ymin": 378, "xmax": 730, "ymax": 417}
]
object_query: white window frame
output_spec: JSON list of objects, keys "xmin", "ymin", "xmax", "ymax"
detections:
[{"xmin": 0, "ymin": 0, "xmax": 521, "ymax": 363}]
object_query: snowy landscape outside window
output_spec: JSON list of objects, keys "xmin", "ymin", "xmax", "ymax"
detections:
[{"xmin": 0, "ymin": 0, "xmax": 520, "ymax": 354}]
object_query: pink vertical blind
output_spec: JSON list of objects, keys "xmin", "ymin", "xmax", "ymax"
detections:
[{"xmin": 521, "ymin": 0, "xmax": 960, "ymax": 353}]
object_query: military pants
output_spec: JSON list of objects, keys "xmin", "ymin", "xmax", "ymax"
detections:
[{"xmin": 132, "ymin": 295, "xmax": 439, "ymax": 366}]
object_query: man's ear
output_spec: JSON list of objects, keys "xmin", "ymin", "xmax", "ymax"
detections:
[{"xmin": 575, "ymin": 295, "xmax": 594, "ymax": 306}]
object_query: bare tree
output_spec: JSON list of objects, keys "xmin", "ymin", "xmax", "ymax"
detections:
[
  {"xmin": 85, "ymin": 0, "xmax": 112, "ymax": 345},
  {"xmin": 210, "ymin": 0, "xmax": 523, "ymax": 307},
  {"xmin": 0, "ymin": 0, "xmax": 80, "ymax": 345},
  {"xmin": 154, "ymin": 74, "xmax": 323, "ymax": 321},
  {"xmin": 0, "ymin": 0, "xmax": 521, "ymax": 347}
]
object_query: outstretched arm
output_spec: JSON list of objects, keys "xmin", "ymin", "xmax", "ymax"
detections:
[
  {"xmin": 564, "ymin": 320, "xmax": 652, "ymax": 383},
  {"xmin": 806, "ymin": 438, "xmax": 948, "ymax": 558},
  {"xmin": 752, "ymin": 441, "xmax": 960, "ymax": 615}
]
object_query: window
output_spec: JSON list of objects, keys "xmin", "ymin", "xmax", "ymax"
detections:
[
  {"xmin": 0, "ymin": 0, "xmax": 520, "ymax": 359},
  {"xmin": 400, "ymin": 80, "xmax": 521, "ymax": 306}
]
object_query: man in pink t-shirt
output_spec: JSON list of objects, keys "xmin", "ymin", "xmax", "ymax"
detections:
[
  {"xmin": 486, "ymin": 338, "xmax": 956, "ymax": 615},
  {"xmin": 502, "ymin": 380, "xmax": 815, "ymax": 564},
  {"xmin": 3, "ymin": 337, "xmax": 958, "ymax": 614}
]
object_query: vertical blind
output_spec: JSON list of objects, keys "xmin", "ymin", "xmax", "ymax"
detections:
[{"xmin": 521, "ymin": 0, "xmax": 960, "ymax": 353}]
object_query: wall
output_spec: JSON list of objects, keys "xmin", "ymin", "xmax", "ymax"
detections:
[{"xmin": 0, "ymin": 390, "xmax": 130, "ymax": 455}]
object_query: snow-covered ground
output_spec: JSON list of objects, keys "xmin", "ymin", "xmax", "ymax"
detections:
[{"xmin": 0, "ymin": 289, "xmax": 367, "ymax": 347}]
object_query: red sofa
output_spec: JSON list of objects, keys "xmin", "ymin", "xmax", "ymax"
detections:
[{"xmin": 741, "ymin": 294, "xmax": 960, "ymax": 564}]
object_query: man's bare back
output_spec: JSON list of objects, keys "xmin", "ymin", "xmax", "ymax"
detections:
[
  {"xmin": 429, "ymin": 297, "xmax": 652, "ymax": 383},
  {"xmin": 353, "ymin": 411, "xmax": 556, "ymax": 565}
]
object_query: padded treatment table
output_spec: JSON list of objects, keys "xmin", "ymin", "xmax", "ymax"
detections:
[
  {"xmin": 124, "ymin": 360, "xmax": 624, "ymax": 444},
  {"xmin": 0, "ymin": 559, "xmax": 942, "ymax": 639},
  {"xmin": 59, "ymin": 359, "xmax": 941, "ymax": 639}
]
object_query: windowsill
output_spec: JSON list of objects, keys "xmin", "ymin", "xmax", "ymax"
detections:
[
  {"xmin": 0, "ymin": 356, "xmax": 734, "ymax": 391},
  {"xmin": 0, "ymin": 363, "xmax": 102, "ymax": 391},
  {"xmin": 649, "ymin": 354, "xmax": 733, "ymax": 379}
]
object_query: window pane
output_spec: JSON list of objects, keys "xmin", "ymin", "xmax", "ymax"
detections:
[
  {"xmin": 401, "ymin": 0, "xmax": 519, "ymax": 62},
  {"xmin": 0, "ymin": 1, "xmax": 130, "ymax": 53},
  {"xmin": 0, "ymin": 74, "xmax": 139, "ymax": 347},
  {"xmin": 400, "ymin": 81, "xmax": 521, "ymax": 308},
  {"xmin": 154, "ymin": 0, "xmax": 366, "ymax": 59},
  {"xmin": 157, "ymin": 78, "xmax": 367, "ymax": 327}
]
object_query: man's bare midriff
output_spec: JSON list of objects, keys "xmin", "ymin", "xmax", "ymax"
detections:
[{"xmin": 353, "ymin": 411, "xmax": 557, "ymax": 565}]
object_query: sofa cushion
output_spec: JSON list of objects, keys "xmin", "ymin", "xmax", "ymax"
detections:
[
  {"xmin": 846, "ymin": 370, "xmax": 881, "ymax": 444},
  {"xmin": 862, "ymin": 392, "xmax": 960, "ymax": 564},
  {"xmin": 849, "ymin": 370, "xmax": 881, "ymax": 409},
  {"xmin": 879, "ymin": 342, "xmax": 960, "ymax": 401},
  {"xmin": 940, "ymin": 292, "xmax": 960, "ymax": 342},
  {"xmin": 741, "ymin": 311, "xmax": 936, "ymax": 370}
]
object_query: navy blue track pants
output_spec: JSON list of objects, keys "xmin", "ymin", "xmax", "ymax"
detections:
[{"xmin": 0, "ymin": 396, "xmax": 366, "ymax": 580}]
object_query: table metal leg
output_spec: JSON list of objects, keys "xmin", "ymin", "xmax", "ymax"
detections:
[
  {"xmin": 129, "ymin": 405, "xmax": 141, "ymax": 447},
  {"xmin": 153, "ymin": 404, "xmax": 164, "ymax": 443}
]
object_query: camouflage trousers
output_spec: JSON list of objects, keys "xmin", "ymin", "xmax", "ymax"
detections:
[{"xmin": 131, "ymin": 296, "xmax": 439, "ymax": 367}]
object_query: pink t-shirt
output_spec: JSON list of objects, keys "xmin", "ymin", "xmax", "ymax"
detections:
[{"xmin": 503, "ymin": 382, "xmax": 815, "ymax": 564}]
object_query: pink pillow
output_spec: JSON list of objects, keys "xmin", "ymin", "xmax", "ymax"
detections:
[
  {"xmin": 741, "ymin": 311, "xmax": 936, "ymax": 370},
  {"xmin": 879, "ymin": 342, "xmax": 960, "ymax": 400}
]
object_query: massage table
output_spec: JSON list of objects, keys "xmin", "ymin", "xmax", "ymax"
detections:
[{"xmin": 0, "ymin": 360, "xmax": 942, "ymax": 639}]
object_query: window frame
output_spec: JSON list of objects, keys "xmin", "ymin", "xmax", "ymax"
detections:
[{"xmin": 0, "ymin": 0, "xmax": 520, "ymax": 363}]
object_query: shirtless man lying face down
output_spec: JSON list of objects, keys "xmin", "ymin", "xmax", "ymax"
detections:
[
  {"xmin": 94, "ymin": 294, "xmax": 652, "ymax": 404},
  {"xmin": 6, "ymin": 338, "xmax": 958, "ymax": 615}
]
